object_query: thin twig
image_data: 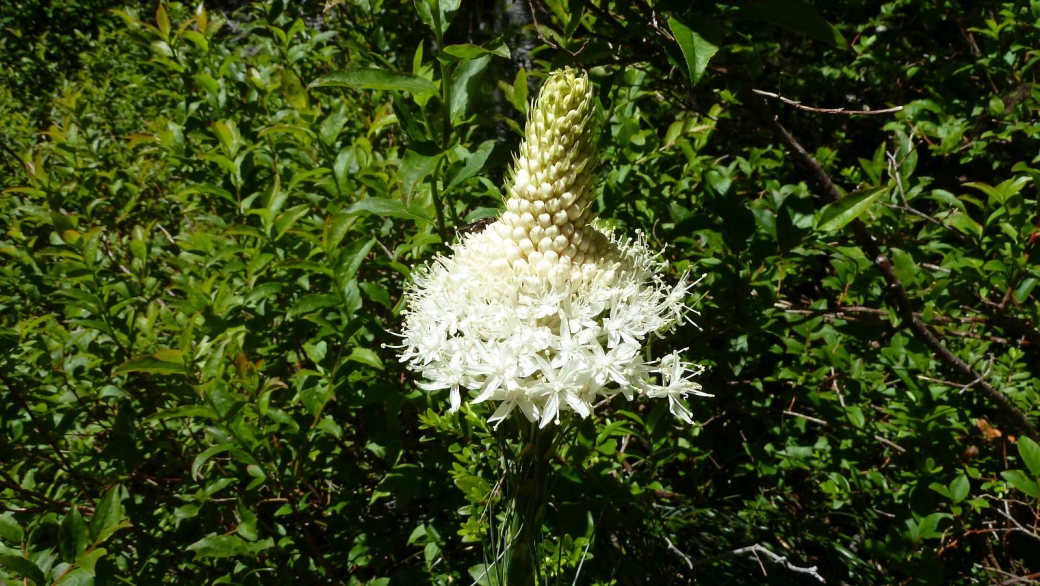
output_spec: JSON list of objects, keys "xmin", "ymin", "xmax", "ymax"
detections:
[
  {"xmin": 690, "ymin": 543, "xmax": 826, "ymax": 583},
  {"xmin": 746, "ymin": 90, "xmax": 1039, "ymax": 442},
  {"xmin": 753, "ymin": 89, "xmax": 904, "ymax": 116},
  {"xmin": 874, "ymin": 434, "xmax": 906, "ymax": 453},
  {"xmin": 784, "ymin": 410, "xmax": 828, "ymax": 426},
  {"xmin": 664, "ymin": 535, "xmax": 694, "ymax": 570}
]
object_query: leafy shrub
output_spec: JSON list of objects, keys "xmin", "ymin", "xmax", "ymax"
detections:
[{"xmin": 1, "ymin": 0, "xmax": 1038, "ymax": 584}]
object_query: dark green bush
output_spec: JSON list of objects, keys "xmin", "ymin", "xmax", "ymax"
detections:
[{"xmin": 1, "ymin": 1, "xmax": 1038, "ymax": 584}]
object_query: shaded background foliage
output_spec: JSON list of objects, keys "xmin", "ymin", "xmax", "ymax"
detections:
[{"xmin": 1, "ymin": 0, "xmax": 1039, "ymax": 584}]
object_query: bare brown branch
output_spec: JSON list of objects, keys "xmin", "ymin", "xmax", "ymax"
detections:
[{"xmin": 752, "ymin": 89, "xmax": 904, "ymax": 116}]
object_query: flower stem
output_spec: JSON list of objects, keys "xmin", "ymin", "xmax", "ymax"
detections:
[{"xmin": 505, "ymin": 416, "xmax": 557, "ymax": 586}]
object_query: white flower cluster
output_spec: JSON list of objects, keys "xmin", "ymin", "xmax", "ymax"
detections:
[{"xmin": 398, "ymin": 68, "xmax": 708, "ymax": 428}]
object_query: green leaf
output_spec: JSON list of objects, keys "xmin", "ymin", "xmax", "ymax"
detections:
[
  {"xmin": 413, "ymin": 0, "xmax": 461, "ymax": 38},
  {"xmin": 344, "ymin": 197, "xmax": 433, "ymax": 224},
  {"xmin": 0, "ymin": 513, "xmax": 23, "ymax": 544},
  {"xmin": 310, "ymin": 66, "xmax": 438, "ymax": 97},
  {"xmin": 1018, "ymin": 436, "xmax": 1040, "ymax": 478},
  {"xmin": 667, "ymin": 16, "xmax": 721, "ymax": 86},
  {"xmin": 281, "ymin": 68, "xmax": 310, "ymax": 111},
  {"xmin": 844, "ymin": 405, "xmax": 865, "ymax": 428},
  {"xmin": 336, "ymin": 238, "xmax": 376, "ymax": 291},
  {"xmin": 245, "ymin": 282, "xmax": 284, "ymax": 305},
  {"xmin": 291, "ymin": 293, "xmax": 340, "ymax": 317},
  {"xmin": 235, "ymin": 501, "xmax": 259, "ymax": 541},
  {"xmin": 1001, "ymin": 469, "xmax": 1039, "ymax": 498},
  {"xmin": 944, "ymin": 210, "xmax": 983, "ymax": 239},
  {"xmin": 346, "ymin": 347, "xmax": 384, "ymax": 370},
  {"xmin": 76, "ymin": 547, "xmax": 107, "ymax": 576},
  {"xmin": 0, "ymin": 556, "xmax": 45, "ymax": 585},
  {"xmin": 193, "ymin": 73, "xmax": 220, "ymax": 96},
  {"xmin": 211, "ymin": 120, "xmax": 242, "ymax": 158},
  {"xmin": 319, "ymin": 103, "xmax": 349, "ymax": 148},
  {"xmin": 445, "ymin": 141, "xmax": 495, "ymax": 191},
  {"xmin": 186, "ymin": 535, "xmax": 274, "ymax": 560},
  {"xmin": 450, "ymin": 55, "xmax": 490, "ymax": 122},
  {"xmin": 816, "ymin": 187, "xmax": 887, "ymax": 232},
  {"xmin": 928, "ymin": 482, "xmax": 952, "ymax": 499},
  {"xmin": 89, "ymin": 484, "xmax": 125, "ymax": 543},
  {"xmin": 60, "ymin": 507, "xmax": 89, "ymax": 563},
  {"xmin": 739, "ymin": 1, "xmax": 846, "ymax": 47},
  {"xmin": 441, "ymin": 42, "xmax": 509, "ymax": 60},
  {"xmin": 113, "ymin": 353, "xmax": 190, "ymax": 376},
  {"xmin": 55, "ymin": 568, "xmax": 94, "ymax": 586},
  {"xmin": 326, "ymin": 212, "xmax": 357, "ymax": 251},
  {"xmin": 915, "ymin": 512, "xmax": 951, "ymax": 540},
  {"xmin": 192, "ymin": 444, "xmax": 233, "ymax": 480},
  {"xmin": 398, "ymin": 148, "xmax": 444, "ymax": 197},
  {"xmin": 950, "ymin": 475, "xmax": 970, "ymax": 503},
  {"xmin": 144, "ymin": 405, "xmax": 219, "ymax": 423},
  {"xmin": 155, "ymin": 4, "xmax": 170, "ymax": 39},
  {"xmin": 273, "ymin": 204, "xmax": 311, "ymax": 239}
]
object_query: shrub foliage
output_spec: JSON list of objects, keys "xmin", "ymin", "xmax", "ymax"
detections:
[{"xmin": 1, "ymin": 0, "xmax": 1039, "ymax": 584}]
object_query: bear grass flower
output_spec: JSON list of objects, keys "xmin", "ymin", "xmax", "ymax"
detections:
[{"xmin": 399, "ymin": 67, "xmax": 708, "ymax": 428}]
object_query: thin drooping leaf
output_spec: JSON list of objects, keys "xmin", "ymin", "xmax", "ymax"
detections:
[
  {"xmin": 186, "ymin": 535, "xmax": 274, "ymax": 560},
  {"xmin": 441, "ymin": 42, "xmax": 509, "ymax": 60},
  {"xmin": 310, "ymin": 66, "xmax": 438, "ymax": 96},
  {"xmin": 343, "ymin": 197, "xmax": 433, "ymax": 224},
  {"xmin": 113, "ymin": 353, "xmax": 191, "ymax": 376}
]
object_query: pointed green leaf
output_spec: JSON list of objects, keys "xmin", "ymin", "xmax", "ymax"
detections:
[
  {"xmin": 113, "ymin": 354, "xmax": 190, "ymax": 376},
  {"xmin": 274, "ymin": 204, "xmax": 311, "ymax": 239},
  {"xmin": 186, "ymin": 534, "xmax": 274, "ymax": 560},
  {"xmin": 290, "ymin": 293, "xmax": 340, "ymax": 317},
  {"xmin": 89, "ymin": 484, "xmax": 125, "ymax": 543},
  {"xmin": 344, "ymin": 197, "xmax": 433, "ymax": 224},
  {"xmin": 442, "ymin": 42, "xmax": 510, "ymax": 60},
  {"xmin": 0, "ymin": 556, "xmax": 45, "ymax": 585},
  {"xmin": 398, "ymin": 148, "xmax": 444, "ymax": 197},
  {"xmin": 319, "ymin": 103, "xmax": 349, "ymax": 147},
  {"xmin": 668, "ymin": 16, "xmax": 721, "ymax": 86},
  {"xmin": 310, "ymin": 67, "xmax": 438, "ymax": 97},
  {"xmin": 335, "ymin": 238, "xmax": 376, "ymax": 291},
  {"xmin": 445, "ymin": 141, "xmax": 495, "ymax": 191},
  {"xmin": 816, "ymin": 186, "xmax": 888, "ymax": 232},
  {"xmin": 60, "ymin": 507, "xmax": 89, "ymax": 563},
  {"xmin": 450, "ymin": 54, "xmax": 490, "ymax": 121}
]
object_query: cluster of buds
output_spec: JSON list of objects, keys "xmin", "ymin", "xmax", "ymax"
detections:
[{"xmin": 398, "ymin": 67, "xmax": 707, "ymax": 427}]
